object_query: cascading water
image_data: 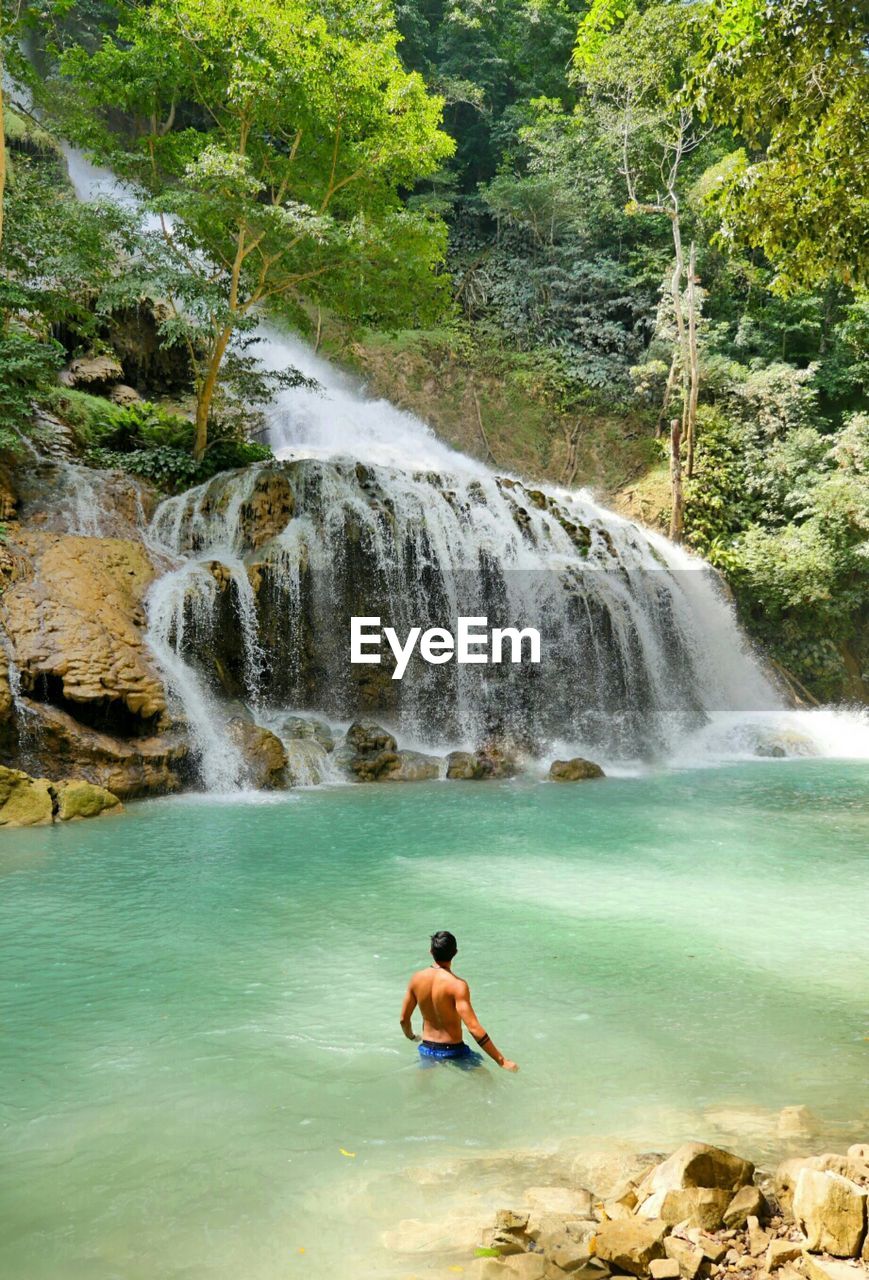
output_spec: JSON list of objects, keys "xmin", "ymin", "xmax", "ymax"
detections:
[{"xmin": 59, "ymin": 141, "xmax": 869, "ymax": 786}]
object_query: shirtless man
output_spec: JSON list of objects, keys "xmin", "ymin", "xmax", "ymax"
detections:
[{"xmin": 399, "ymin": 930, "xmax": 519, "ymax": 1071}]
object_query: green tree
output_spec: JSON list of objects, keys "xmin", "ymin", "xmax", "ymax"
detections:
[
  {"xmin": 60, "ymin": 0, "xmax": 454, "ymax": 458},
  {"xmin": 697, "ymin": 0, "xmax": 868, "ymax": 293}
]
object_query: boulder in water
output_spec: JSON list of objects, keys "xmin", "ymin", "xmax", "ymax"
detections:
[
  {"xmin": 380, "ymin": 750, "xmax": 441, "ymax": 782},
  {"xmin": 335, "ymin": 720, "xmax": 400, "ymax": 781},
  {"xmin": 792, "ymin": 1167, "xmax": 867, "ymax": 1257},
  {"xmin": 54, "ymin": 779, "xmax": 121, "ymax": 820},
  {"xmin": 593, "ymin": 1217, "xmax": 668, "ymax": 1276},
  {"xmin": 0, "ymin": 765, "xmax": 54, "ymax": 826},
  {"xmin": 226, "ymin": 718, "xmax": 288, "ymax": 789},
  {"xmin": 549, "ymin": 757, "xmax": 605, "ymax": 781},
  {"xmin": 754, "ymin": 730, "xmax": 817, "ymax": 758},
  {"xmin": 446, "ymin": 744, "xmax": 518, "ymax": 780},
  {"xmin": 278, "ymin": 714, "xmax": 335, "ymax": 753}
]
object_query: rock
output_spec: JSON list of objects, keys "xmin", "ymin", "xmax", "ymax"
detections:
[
  {"xmin": 380, "ymin": 749, "xmax": 441, "ymax": 782},
  {"xmin": 335, "ymin": 720, "xmax": 399, "ymax": 781},
  {"xmin": 497, "ymin": 1210, "xmax": 531, "ymax": 1233},
  {"xmin": 638, "ymin": 1144, "xmax": 755, "ymax": 1215},
  {"xmin": 792, "ymin": 1168, "xmax": 867, "ymax": 1257},
  {"xmin": 487, "ymin": 1229, "xmax": 526, "ymax": 1256},
  {"xmin": 226, "ymin": 719, "xmax": 288, "ymax": 789},
  {"xmin": 525, "ymin": 1188, "xmax": 596, "ymax": 1219},
  {"xmin": 54, "ymin": 779, "xmax": 121, "ymax": 820},
  {"xmin": 765, "ymin": 1241, "xmax": 804, "ymax": 1271},
  {"xmin": 549, "ymin": 758, "xmax": 605, "ymax": 781},
  {"xmin": 650, "ymin": 1261, "xmax": 682, "ymax": 1279},
  {"xmin": 2, "ymin": 531, "xmax": 166, "ymax": 723},
  {"xmin": 777, "ymin": 1106, "xmax": 820, "ymax": 1141},
  {"xmin": 801, "ymin": 1256, "xmax": 868, "ymax": 1280},
  {"xmin": 60, "ymin": 352, "xmax": 124, "ymax": 389},
  {"xmin": 725, "ymin": 1186, "xmax": 769, "ymax": 1229},
  {"xmin": 754, "ymin": 731, "xmax": 817, "ymax": 759},
  {"xmin": 547, "ymin": 1230, "xmax": 595, "ymax": 1273},
  {"xmin": 277, "ymin": 715, "xmax": 335, "ymax": 753},
  {"xmin": 0, "ymin": 765, "xmax": 54, "ymax": 826},
  {"xmin": 14, "ymin": 702, "xmax": 187, "ymax": 799},
  {"xmin": 686, "ymin": 1231, "xmax": 728, "ymax": 1263},
  {"xmin": 777, "ymin": 1156, "xmax": 869, "ymax": 1217},
  {"xmin": 747, "ymin": 1216, "xmax": 771, "ymax": 1256},
  {"xmin": 468, "ymin": 1259, "xmax": 508, "ymax": 1280},
  {"xmin": 108, "ymin": 384, "xmax": 142, "ymax": 407},
  {"xmin": 659, "ymin": 1187, "xmax": 731, "ymax": 1230},
  {"xmin": 663, "ymin": 1236, "xmax": 706, "ymax": 1279},
  {"xmin": 504, "ymin": 1256, "xmax": 546, "ymax": 1279},
  {"xmin": 847, "ymin": 1145, "xmax": 869, "ymax": 1163},
  {"xmin": 593, "ymin": 1218, "xmax": 669, "ymax": 1276},
  {"xmin": 445, "ymin": 741, "xmax": 518, "ymax": 781}
]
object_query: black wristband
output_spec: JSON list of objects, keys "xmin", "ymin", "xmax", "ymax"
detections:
[{"xmin": 475, "ymin": 1031, "xmax": 490, "ymax": 1047}]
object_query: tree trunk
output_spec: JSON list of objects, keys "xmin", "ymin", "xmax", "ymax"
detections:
[
  {"xmin": 0, "ymin": 73, "xmax": 6, "ymax": 252},
  {"xmin": 657, "ymin": 351, "xmax": 679, "ymax": 438},
  {"xmin": 669, "ymin": 416, "xmax": 684, "ymax": 543},
  {"xmin": 193, "ymin": 327, "xmax": 232, "ymax": 462},
  {"xmin": 685, "ymin": 241, "xmax": 700, "ymax": 478}
]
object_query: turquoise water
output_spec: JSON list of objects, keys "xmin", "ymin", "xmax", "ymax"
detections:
[{"xmin": 1, "ymin": 763, "xmax": 867, "ymax": 1279}]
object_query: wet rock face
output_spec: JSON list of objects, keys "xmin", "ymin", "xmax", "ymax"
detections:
[
  {"xmin": 446, "ymin": 745, "xmax": 517, "ymax": 780},
  {"xmin": 225, "ymin": 718, "xmax": 288, "ymax": 789},
  {"xmin": 2, "ymin": 531, "xmax": 166, "ymax": 723},
  {"xmin": 0, "ymin": 525, "xmax": 187, "ymax": 798}
]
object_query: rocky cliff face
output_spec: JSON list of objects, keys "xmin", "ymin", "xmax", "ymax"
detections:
[{"xmin": 0, "ymin": 465, "xmax": 189, "ymax": 798}]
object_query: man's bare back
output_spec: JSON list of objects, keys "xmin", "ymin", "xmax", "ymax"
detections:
[{"xmin": 400, "ymin": 931, "xmax": 518, "ymax": 1071}]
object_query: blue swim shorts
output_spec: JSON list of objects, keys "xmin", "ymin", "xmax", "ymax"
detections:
[{"xmin": 418, "ymin": 1040, "xmax": 484, "ymax": 1069}]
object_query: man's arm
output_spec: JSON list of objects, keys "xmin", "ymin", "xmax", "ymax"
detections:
[
  {"xmin": 455, "ymin": 982, "xmax": 518, "ymax": 1071},
  {"xmin": 399, "ymin": 981, "xmax": 419, "ymax": 1041}
]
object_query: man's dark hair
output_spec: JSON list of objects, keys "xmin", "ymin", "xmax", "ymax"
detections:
[{"xmin": 430, "ymin": 930, "xmax": 457, "ymax": 961}]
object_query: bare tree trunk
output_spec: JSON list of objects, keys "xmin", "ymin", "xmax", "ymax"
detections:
[
  {"xmin": 685, "ymin": 241, "xmax": 700, "ymax": 477},
  {"xmin": 669, "ymin": 416, "xmax": 684, "ymax": 543},
  {"xmin": 657, "ymin": 351, "xmax": 679, "ymax": 438}
]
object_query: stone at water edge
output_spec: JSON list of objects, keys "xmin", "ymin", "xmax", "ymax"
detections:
[
  {"xmin": 792, "ymin": 1167, "xmax": 867, "ymax": 1258},
  {"xmin": 801, "ymin": 1255, "xmax": 869, "ymax": 1280},
  {"xmin": 276, "ymin": 714, "xmax": 335, "ymax": 753},
  {"xmin": 593, "ymin": 1217, "xmax": 669, "ymax": 1277},
  {"xmin": 446, "ymin": 745, "xmax": 518, "ymax": 780},
  {"xmin": 724, "ymin": 1184, "xmax": 769, "ymax": 1229},
  {"xmin": 549, "ymin": 758, "xmax": 605, "ymax": 781},
  {"xmin": 636, "ymin": 1143, "xmax": 755, "ymax": 1218},
  {"xmin": 747, "ymin": 1214, "xmax": 772, "ymax": 1256},
  {"xmin": 379, "ymin": 749, "xmax": 442, "ymax": 782},
  {"xmin": 658, "ymin": 1186, "xmax": 731, "ymax": 1230},
  {"xmin": 54, "ymin": 780, "xmax": 121, "ymax": 820},
  {"xmin": 650, "ymin": 1260, "xmax": 681, "ymax": 1279},
  {"xmin": 0, "ymin": 766, "xmax": 54, "ymax": 826},
  {"xmin": 334, "ymin": 720, "xmax": 400, "ymax": 781},
  {"xmin": 848, "ymin": 1145, "xmax": 869, "ymax": 1163},
  {"xmin": 225, "ymin": 718, "xmax": 288, "ymax": 789}
]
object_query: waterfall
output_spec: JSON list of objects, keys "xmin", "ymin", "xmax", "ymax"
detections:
[{"xmin": 58, "ymin": 140, "xmax": 869, "ymax": 787}]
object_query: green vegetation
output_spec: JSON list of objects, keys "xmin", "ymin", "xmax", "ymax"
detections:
[{"xmin": 0, "ymin": 0, "xmax": 865, "ymax": 697}]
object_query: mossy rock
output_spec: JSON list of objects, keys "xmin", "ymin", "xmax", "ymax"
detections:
[
  {"xmin": 0, "ymin": 766, "xmax": 54, "ymax": 827},
  {"xmin": 54, "ymin": 780, "xmax": 122, "ymax": 821}
]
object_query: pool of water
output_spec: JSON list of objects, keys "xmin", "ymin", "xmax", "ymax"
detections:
[{"xmin": 1, "ymin": 762, "xmax": 867, "ymax": 1279}]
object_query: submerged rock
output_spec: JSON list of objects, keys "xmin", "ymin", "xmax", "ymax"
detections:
[{"xmin": 549, "ymin": 757, "xmax": 605, "ymax": 781}]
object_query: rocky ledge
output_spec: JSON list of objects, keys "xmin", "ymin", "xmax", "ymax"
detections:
[
  {"xmin": 400, "ymin": 1140, "xmax": 869, "ymax": 1280},
  {"xmin": 0, "ymin": 765, "xmax": 121, "ymax": 826}
]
